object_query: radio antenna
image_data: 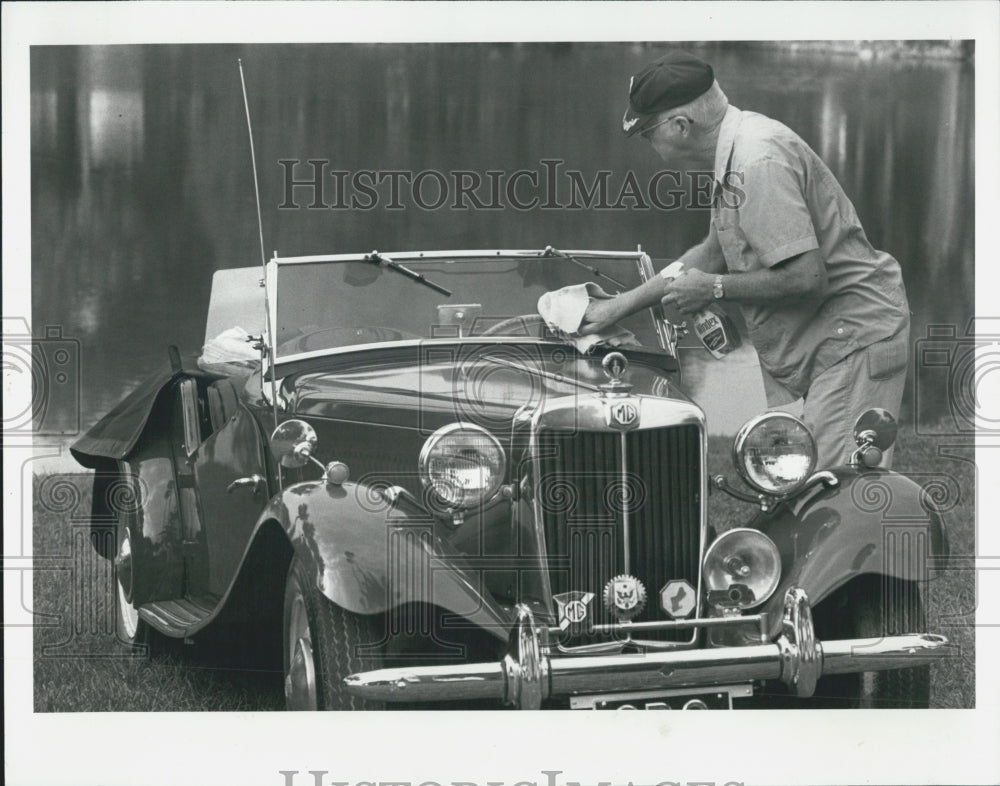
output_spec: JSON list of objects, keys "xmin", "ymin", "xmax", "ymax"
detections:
[
  {"xmin": 237, "ymin": 58, "xmax": 281, "ymax": 441},
  {"xmin": 238, "ymin": 58, "xmax": 268, "ymax": 278}
]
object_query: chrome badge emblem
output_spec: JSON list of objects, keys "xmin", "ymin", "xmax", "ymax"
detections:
[
  {"xmin": 609, "ymin": 400, "xmax": 639, "ymax": 428},
  {"xmin": 553, "ymin": 591, "xmax": 595, "ymax": 631},
  {"xmin": 659, "ymin": 579, "xmax": 696, "ymax": 619},
  {"xmin": 603, "ymin": 574, "xmax": 647, "ymax": 621}
]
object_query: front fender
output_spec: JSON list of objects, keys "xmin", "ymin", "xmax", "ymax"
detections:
[
  {"xmin": 256, "ymin": 479, "xmax": 511, "ymax": 640},
  {"xmin": 756, "ymin": 468, "xmax": 949, "ymax": 639}
]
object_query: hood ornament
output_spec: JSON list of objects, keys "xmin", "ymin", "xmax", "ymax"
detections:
[
  {"xmin": 600, "ymin": 351, "xmax": 633, "ymax": 395},
  {"xmin": 601, "ymin": 352, "xmax": 639, "ymax": 428}
]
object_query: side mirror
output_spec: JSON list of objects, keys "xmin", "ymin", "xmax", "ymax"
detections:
[
  {"xmin": 270, "ymin": 419, "xmax": 318, "ymax": 468},
  {"xmin": 852, "ymin": 408, "xmax": 898, "ymax": 468}
]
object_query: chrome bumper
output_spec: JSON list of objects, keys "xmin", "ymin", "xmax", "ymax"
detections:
[{"xmin": 344, "ymin": 588, "xmax": 953, "ymax": 708}]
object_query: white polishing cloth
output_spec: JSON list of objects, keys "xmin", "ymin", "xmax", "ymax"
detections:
[{"xmin": 537, "ymin": 283, "xmax": 639, "ymax": 353}]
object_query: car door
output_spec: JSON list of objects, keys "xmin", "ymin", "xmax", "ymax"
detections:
[{"xmin": 182, "ymin": 378, "xmax": 271, "ymax": 601}]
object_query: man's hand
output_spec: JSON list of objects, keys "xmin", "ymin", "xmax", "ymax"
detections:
[
  {"xmin": 661, "ymin": 268, "xmax": 715, "ymax": 315},
  {"xmin": 579, "ymin": 297, "xmax": 619, "ymax": 335}
]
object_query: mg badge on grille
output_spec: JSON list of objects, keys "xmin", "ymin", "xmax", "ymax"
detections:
[
  {"xmin": 660, "ymin": 579, "xmax": 696, "ymax": 619},
  {"xmin": 553, "ymin": 591, "xmax": 595, "ymax": 631},
  {"xmin": 603, "ymin": 574, "xmax": 647, "ymax": 621},
  {"xmin": 608, "ymin": 400, "xmax": 640, "ymax": 429}
]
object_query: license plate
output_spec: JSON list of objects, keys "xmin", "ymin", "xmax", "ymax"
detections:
[{"xmin": 570, "ymin": 684, "xmax": 752, "ymax": 710}]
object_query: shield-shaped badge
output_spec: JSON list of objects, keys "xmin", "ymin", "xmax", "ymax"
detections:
[{"xmin": 553, "ymin": 591, "xmax": 595, "ymax": 631}]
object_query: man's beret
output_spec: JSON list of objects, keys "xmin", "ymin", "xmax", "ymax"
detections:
[{"xmin": 622, "ymin": 51, "xmax": 714, "ymax": 137}]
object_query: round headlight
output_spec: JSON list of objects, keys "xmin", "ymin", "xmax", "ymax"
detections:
[
  {"xmin": 419, "ymin": 423, "xmax": 506, "ymax": 510},
  {"xmin": 733, "ymin": 413, "xmax": 817, "ymax": 495},
  {"xmin": 703, "ymin": 528, "xmax": 781, "ymax": 609}
]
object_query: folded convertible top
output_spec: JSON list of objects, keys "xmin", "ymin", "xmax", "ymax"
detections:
[{"xmin": 70, "ymin": 354, "xmax": 220, "ymax": 469}]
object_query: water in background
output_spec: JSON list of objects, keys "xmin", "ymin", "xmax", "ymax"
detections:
[{"xmin": 30, "ymin": 43, "xmax": 974, "ymax": 449}]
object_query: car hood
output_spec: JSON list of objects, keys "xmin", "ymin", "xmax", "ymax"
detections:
[{"xmin": 287, "ymin": 344, "xmax": 686, "ymax": 423}]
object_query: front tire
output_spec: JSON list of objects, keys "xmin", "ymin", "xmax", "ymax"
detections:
[
  {"xmin": 114, "ymin": 525, "xmax": 155, "ymax": 649},
  {"xmin": 810, "ymin": 575, "xmax": 931, "ymax": 708},
  {"xmin": 282, "ymin": 555, "xmax": 385, "ymax": 710}
]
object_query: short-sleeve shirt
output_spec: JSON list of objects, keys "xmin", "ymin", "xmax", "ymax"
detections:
[{"xmin": 710, "ymin": 105, "xmax": 909, "ymax": 402}]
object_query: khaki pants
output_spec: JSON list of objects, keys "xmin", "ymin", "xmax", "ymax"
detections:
[{"xmin": 802, "ymin": 327, "xmax": 909, "ymax": 469}]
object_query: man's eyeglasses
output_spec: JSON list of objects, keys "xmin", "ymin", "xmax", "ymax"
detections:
[{"xmin": 640, "ymin": 114, "xmax": 692, "ymax": 139}]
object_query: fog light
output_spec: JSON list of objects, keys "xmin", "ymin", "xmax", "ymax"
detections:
[{"xmin": 703, "ymin": 528, "xmax": 781, "ymax": 609}]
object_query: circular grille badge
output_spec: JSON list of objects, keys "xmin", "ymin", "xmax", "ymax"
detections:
[{"xmin": 603, "ymin": 574, "xmax": 647, "ymax": 621}]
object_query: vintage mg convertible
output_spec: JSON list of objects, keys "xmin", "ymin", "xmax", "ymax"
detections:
[{"xmin": 71, "ymin": 248, "xmax": 952, "ymax": 710}]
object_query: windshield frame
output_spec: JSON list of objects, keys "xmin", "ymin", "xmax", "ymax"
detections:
[{"xmin": 265, "ymin": 248, "xmax": 671, "ymax": 378}]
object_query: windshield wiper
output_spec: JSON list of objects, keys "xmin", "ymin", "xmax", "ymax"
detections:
[
  {"xmin": 543, "ymin": 245, "xmax": 627, "ymax": 289},
  {"xmin": 365, "ymin": 250, "xmax": 452, "ymax": 296}
]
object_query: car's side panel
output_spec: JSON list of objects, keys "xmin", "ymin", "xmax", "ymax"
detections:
[
  {"xmin": 756, "ymin": 469, "xmax": 948, "ymax": 639},
  {"xmin": 192, "ymin": 406, "xmax": 271, "ymax": 598},
  {"xmin": 123, "ymin": 434, "xmax": 185, "ymax": 606},
  {"xmin": 258, "ymin": 480, "xmax": 512, "ymax": 640}
]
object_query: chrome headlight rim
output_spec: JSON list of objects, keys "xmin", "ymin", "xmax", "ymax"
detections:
[
  {"xmin": 702, "ymin": 527, "xmax": 782, "ymax": 610},
  {"xmin": 418, "ymin": 422, "xmax": 506, "ymax": 510},
  {"xmin": 732, "ymin": 412, "xmax": 817, "ymax": 496}
]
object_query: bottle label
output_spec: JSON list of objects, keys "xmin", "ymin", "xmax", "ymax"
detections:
[{"xmin": 693, "ymin": 309, "xmax": 740, "ymax": 358}]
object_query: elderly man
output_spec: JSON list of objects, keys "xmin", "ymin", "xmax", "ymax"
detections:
[{"xmin": 582, "ymin": 50, "xmax": 910, "ymax": 469}]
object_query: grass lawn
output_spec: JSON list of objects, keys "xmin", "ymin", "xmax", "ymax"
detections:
[
  {"xmin": 32, "ymin": 425, "xmax": 975, "ymax": 711},
  {"xmin": 32, "ymin": 474, "xmax": 285, "ymax": 712}
]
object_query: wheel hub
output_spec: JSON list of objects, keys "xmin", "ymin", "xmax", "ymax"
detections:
[
  {"xmin": 114, "ymin": 531, "xmax": 134, "ymax": 602},
  {"xmin": 115, "ymin": 530, "xmax": 140, "ymax": 640},
  {"xmin": 285, "ymin": 636, "xmax": 317, "ymax": 711}
]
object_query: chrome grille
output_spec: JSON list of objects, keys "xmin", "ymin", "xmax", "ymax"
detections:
[{"xmin": 534, "ymin": 425, "xmax": 702, "ymax": 639}]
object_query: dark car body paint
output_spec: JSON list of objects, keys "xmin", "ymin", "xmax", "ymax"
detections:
[
  {"xmin": 753, "ymin": 468, "xmax": 948, "ymax": 640},
  {"xmin": 254, "ymin": 480, "xmax": 514, "ymax": 639},
  {"xmin": 78, "ymin": 340, "xmax": 947, "ymax": 648},
  {"xmin": 191, "ymin": 405, "xmax": 270, "ymax": 598},
  {"xmin": 122, "ymin": 433, "xmax": 185, "ymax": 606}
]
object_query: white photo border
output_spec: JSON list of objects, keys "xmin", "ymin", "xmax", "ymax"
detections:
[{"xmin": 3, "ymin": 2, "xmax": 998, "ymax": 785}]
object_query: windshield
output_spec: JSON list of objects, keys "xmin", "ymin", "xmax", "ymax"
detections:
[{"xmin": 273, "ymin": 252, "xmax": 666, "ymax": 359}]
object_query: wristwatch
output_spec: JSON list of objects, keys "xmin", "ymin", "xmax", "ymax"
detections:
[{"xmin": 712, "ymin": 275, "xmax": 725, "ymax": 300}]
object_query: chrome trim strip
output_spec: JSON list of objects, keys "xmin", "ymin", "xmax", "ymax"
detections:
[
  {"xmin": 528, "ymin": 406, "xmax": 558, "ymax": 619},
  {"xmin": 580, "ymin": 612, "xmax": 768, "ymax": 637},
  {"xmin": 275, "ymin": 249, "xmax": 646, "ymax": 265},
  {"xmin": 276, "ymin": 336, "xmax": 569, "ymax": 369},
  {"xmin": 619, "ymin": 431, "xmax": 630, "ymax": 575},
  {"xmin": 638, "ymin": 251, "xmax": 677, "ymax": 355}
]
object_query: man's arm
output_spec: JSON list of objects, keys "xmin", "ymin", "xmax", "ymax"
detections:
[
  {"xmin": 661, "ymin": 247, "xmax": 827, "ymax": 315},
  {"xmin": 579, "ymin": 230, "xmax": 725, "ymax": 335},
  {"xmin": 676, "ymin": 219, "xmax": 728, "ymax": 275}
]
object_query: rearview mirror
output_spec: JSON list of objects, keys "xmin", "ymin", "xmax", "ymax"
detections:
[
  {"xmin": 852, "ymin": 408, "xmax": 898, "ymax": 468},
  {"xmin": 270, "ymin": 419, "xmax": 318, "ymax": 468}
]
